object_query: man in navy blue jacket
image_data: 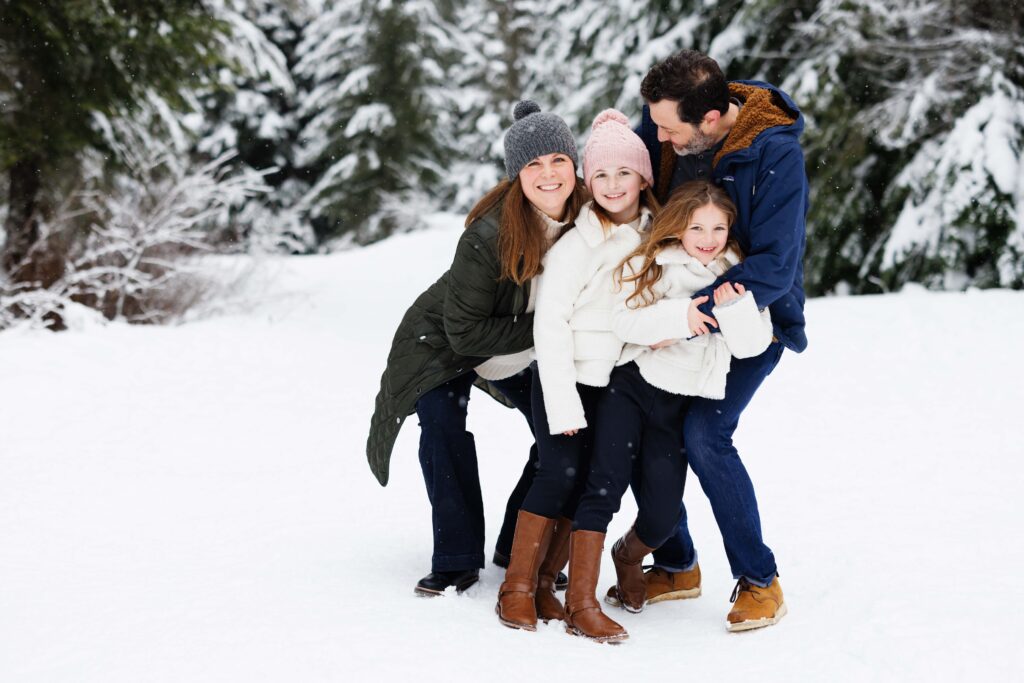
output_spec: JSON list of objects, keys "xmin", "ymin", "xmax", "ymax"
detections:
[{"xmin": 611, "ymin": 50, "xmax": 808, "ymax": 632}]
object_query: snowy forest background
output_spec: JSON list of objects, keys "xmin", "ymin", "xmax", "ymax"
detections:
[{"xmin": 1, "ymin": 0, "xmax": 1023, "ymax": 329}]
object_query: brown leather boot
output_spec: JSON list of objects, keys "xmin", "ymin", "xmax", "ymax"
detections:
[
  {"xmin": 496, "ymin": 510, "xmax": 556, "ymax": 631},
  {"xmin": 727, "ymin": 576, "xmax": 786, "ymax": 632},
  {"xmin": 564, "ymin": 530, "xmax": 628, "ymax": 643},
  {"xmin": 535, "ymin": 517, "xmax": 571, "ymax": 622},
  {"xmin": 609, "ymin": 526, "xmax": 657, "ymax": 613},
  {"xmin": 605, "ymin": 563, "xmax": 702, "ymax": 607}
]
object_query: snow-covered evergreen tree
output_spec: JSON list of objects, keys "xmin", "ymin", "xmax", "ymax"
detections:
[
  {"xmin": 777, "ymin": 0, "xmax": 1024, "ymax": 292},
  {"xmin": 444, "ymin": 0, "xmax": 534, "ymax": 208},
  {"xmin": 293, "ymin": 0, "xmax": 461, "ymax": 244},
  {"xmin": 198, "ymin": 0, "xmax": 318, "ymax": 253},
  {"xmin": 524, "ymin": 1, "xmax": 712, "ymax": 131},
  {"xmin": 0, "ymin": 0, "xmax": 302, "ymax": 327},
  {"xmin": 0, "ymin": 1, "xmax": 225, "ymax": 284}
]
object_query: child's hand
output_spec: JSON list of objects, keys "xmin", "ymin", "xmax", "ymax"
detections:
[
  {"xmin": 688, "ymin": 296, "xmax": 718, "ymax": 336},
  {"xmin": 713, "ymin": 282, "xmax": 746, "ymax": 305},
  {"xmin": 650, "ymin": 338, "xmax": 677, "ymax": 350}
]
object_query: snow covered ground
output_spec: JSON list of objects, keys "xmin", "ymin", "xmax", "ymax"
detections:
[{"xmin": 2, "ymin": 216, "xmax": 1022, "ymax": 682}]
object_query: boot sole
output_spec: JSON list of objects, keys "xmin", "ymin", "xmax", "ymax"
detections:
[
  {"xmin": 726, "ymin": 601, "xmax": 787, "ymax": 632},
  {"xmin": 413, "ymin": 574, "xmax": 480, "ymax": 597},
  {"xmin": 565, "ymin": 625, "xmax": 628, "ymax": 643},
  {"xmin": 603, "ymin": 587, "xmax": 646, "ymax": 613},
  {"xmin": 495, "ymin": 603, "xmax": 537, "ymax": 632},
  {"xmin": 605, "ymin": 586, "xmax": 701, "ymax": 607},
  {"xmin": 648, "ymin": 586, "xmax": 702, "ymax": 604}
]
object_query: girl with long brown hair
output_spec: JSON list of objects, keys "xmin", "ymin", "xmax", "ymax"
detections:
[
  {"xmin": 366, "ymin": 101, "xmax": 588, "ymax": 596},
  {"xmin": 563, "ymin": 180, "xmax": 774, "ymax": 641}
]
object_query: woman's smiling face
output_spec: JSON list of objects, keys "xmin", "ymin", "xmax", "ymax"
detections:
[{"xmin": 519, "ymin": 153, "xmax": 576, "ymax": 220}]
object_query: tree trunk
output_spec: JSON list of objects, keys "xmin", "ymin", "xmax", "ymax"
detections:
[
  {"xmin": 495, "ymin": 0, "xmax": 523, "ymax": 104},
  {"xmin": 2, "ymin": 157, "xmax": 42, "ymax": 279}
]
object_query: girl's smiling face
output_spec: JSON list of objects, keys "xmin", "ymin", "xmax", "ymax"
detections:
[
  {"xmin": 590, "ymin": 166, "xmax": 646, "ymax": 224},
  {"xmin": 518, "ymin": 153, "xmax": 577, "ymax": 220},
  {"xmin": 680, "ymin": 202, "xmax": 730, "ymax": 265}
]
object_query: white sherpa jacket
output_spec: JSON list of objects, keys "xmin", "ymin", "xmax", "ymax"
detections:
[
  {"xmin": 534, "ymin": 202, "xmax": 653, "ymax": 434},
  {"xmin": 614, "ymin": 245, "xmax": 773, "ymax": 399}
]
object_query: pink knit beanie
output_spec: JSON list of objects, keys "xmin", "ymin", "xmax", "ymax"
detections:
[{"xmin": 582, "ymin": 109, "xmax": 654, "ymax": 192}]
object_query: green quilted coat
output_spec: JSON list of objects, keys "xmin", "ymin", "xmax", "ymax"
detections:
[{"xmin": 366, "ymin": 203, "xmax": 535, "ymax": 486}]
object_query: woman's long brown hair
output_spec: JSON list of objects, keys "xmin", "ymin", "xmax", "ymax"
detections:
[
  {"xmin": 618, "ymin": 180, "xmax": 740, "ymax": 308},
  {"xmin": 465, "ymin": 176, "xmax": 589, "ymax": 285}
]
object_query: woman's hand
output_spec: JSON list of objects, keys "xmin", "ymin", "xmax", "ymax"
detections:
[
  {"xmin": 650, "ymin": 338, "xmax": 677, "ymax": 350},
  {"xmin": 562, "ymin": 428, "xmax": 579, "ymax": 436},
  {"xmin": 713, "ymin": 282, "xmax": 746, "ymax": 306},
  {"xmin": 688, "ymin": 296, "xmax": 717, "ymax": 336}
]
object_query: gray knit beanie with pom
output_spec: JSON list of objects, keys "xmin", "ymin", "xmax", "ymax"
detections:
[{"xmin": 503, "ymin": 100, "xmax": 579, "ymax": 180}]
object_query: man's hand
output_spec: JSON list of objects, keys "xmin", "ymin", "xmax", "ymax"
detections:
[
  {"xmin": 562, "ymin": 429, "xmax": 579, "ymax": 436},
  {"xmin": 713, "ymin": 282, "xmax": 746, "ymax": 306},
  {"xmin": 649, "ymin": 338, "xmax": 678, "ymax": 350},
  {"xmin": 688, "ymin": 295, "xmax": 718, "ymax": 336}
]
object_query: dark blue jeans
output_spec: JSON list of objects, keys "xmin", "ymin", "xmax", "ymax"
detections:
[
  {"xmin": 651, "ymin": 341, "xmax": 785, "ymax": 587},
  {"xmin": 574, "ymin": 362, "xmax": 691, "ymax": 548},
  {"xmin": 520, "ymin": 366, "xmax": 602, "ymax": 520},
  {"xmin": 415, "ymin": 369, "xmax": 537, "ymax": 572}
]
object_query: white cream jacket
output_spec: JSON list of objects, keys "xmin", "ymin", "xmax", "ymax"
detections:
[
  {"xmin": 614, "ymin": 246, "xmax": 773, "ymax": 399},
  {"xmin": 533, "ymin": 202, "xmax": 653, "ymax": 434}
]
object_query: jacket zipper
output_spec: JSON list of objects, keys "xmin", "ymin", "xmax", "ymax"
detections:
[{"xmin": 513, "ymin": 281, "xmax": 529, "ymax": 323}]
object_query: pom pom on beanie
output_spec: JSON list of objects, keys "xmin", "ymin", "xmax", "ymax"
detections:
[
  {"xmin": 513, "ymin": 100, "xmax": 542, "ymax": 121},
  {"xmin": 590, "ymin": 109, "xmax": 630, "ymax": 131}
]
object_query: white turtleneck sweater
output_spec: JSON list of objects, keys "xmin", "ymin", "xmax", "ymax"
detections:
[{"xmin": 474, "ymin": 208, "xmax": 566, "ymax": 381}]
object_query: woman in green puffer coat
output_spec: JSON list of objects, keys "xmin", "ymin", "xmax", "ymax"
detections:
[{"xmin": 366, "ymin": 101, "xmax": 589, "ymax": 596}]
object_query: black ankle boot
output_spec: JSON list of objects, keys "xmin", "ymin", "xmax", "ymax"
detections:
[{"xmin": 414, "ymin": 569, "xmax": 480, "ymax": 596}]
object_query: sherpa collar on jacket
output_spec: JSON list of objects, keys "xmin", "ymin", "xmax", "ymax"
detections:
[
  {"xmin": 712, "ymin": 82, "xmax": 800, "ymax": 166},
  {"xmin": 574, "ymin": 202, "xmax": 653, "ymax": 249},
  {"xmin": 654, "ymin": 245, "xmax": 741, "ymax": 275}
]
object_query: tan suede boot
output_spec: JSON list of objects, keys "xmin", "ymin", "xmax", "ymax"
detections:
[
  {"xmin": 535, "ymin": 517, "xmax": 571, "ymax": 622},
  {"xmin": 726, "ymin": 577, "xmax": 787, "ymax": 632},
  {"xmin": 496, "ymin": 510, "xmax": 556, "ymax": 631},
  {"xmin": 605, "ymin": 563, "xmax": 702, "ymax": 607},
  {"xmin": 609, "ymin": 527, "xmax": 657, "ymax": 613},
  {"xmin": 564, "ymin": 530, "xmax": 628, "ymax": 643}
]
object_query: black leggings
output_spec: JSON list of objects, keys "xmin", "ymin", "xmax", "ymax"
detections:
[
  {"xmin": 520, "ymin": 365, "xmax": 602, "ymax": 520},
  {"xmin": 573, "ymin": 362, "xmax": 692, "ymax": 548}
]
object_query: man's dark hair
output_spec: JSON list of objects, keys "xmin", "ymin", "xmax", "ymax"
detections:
[{"xmin": 640, "ymin": 50, "xmax": 730, "ymax": 125}]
